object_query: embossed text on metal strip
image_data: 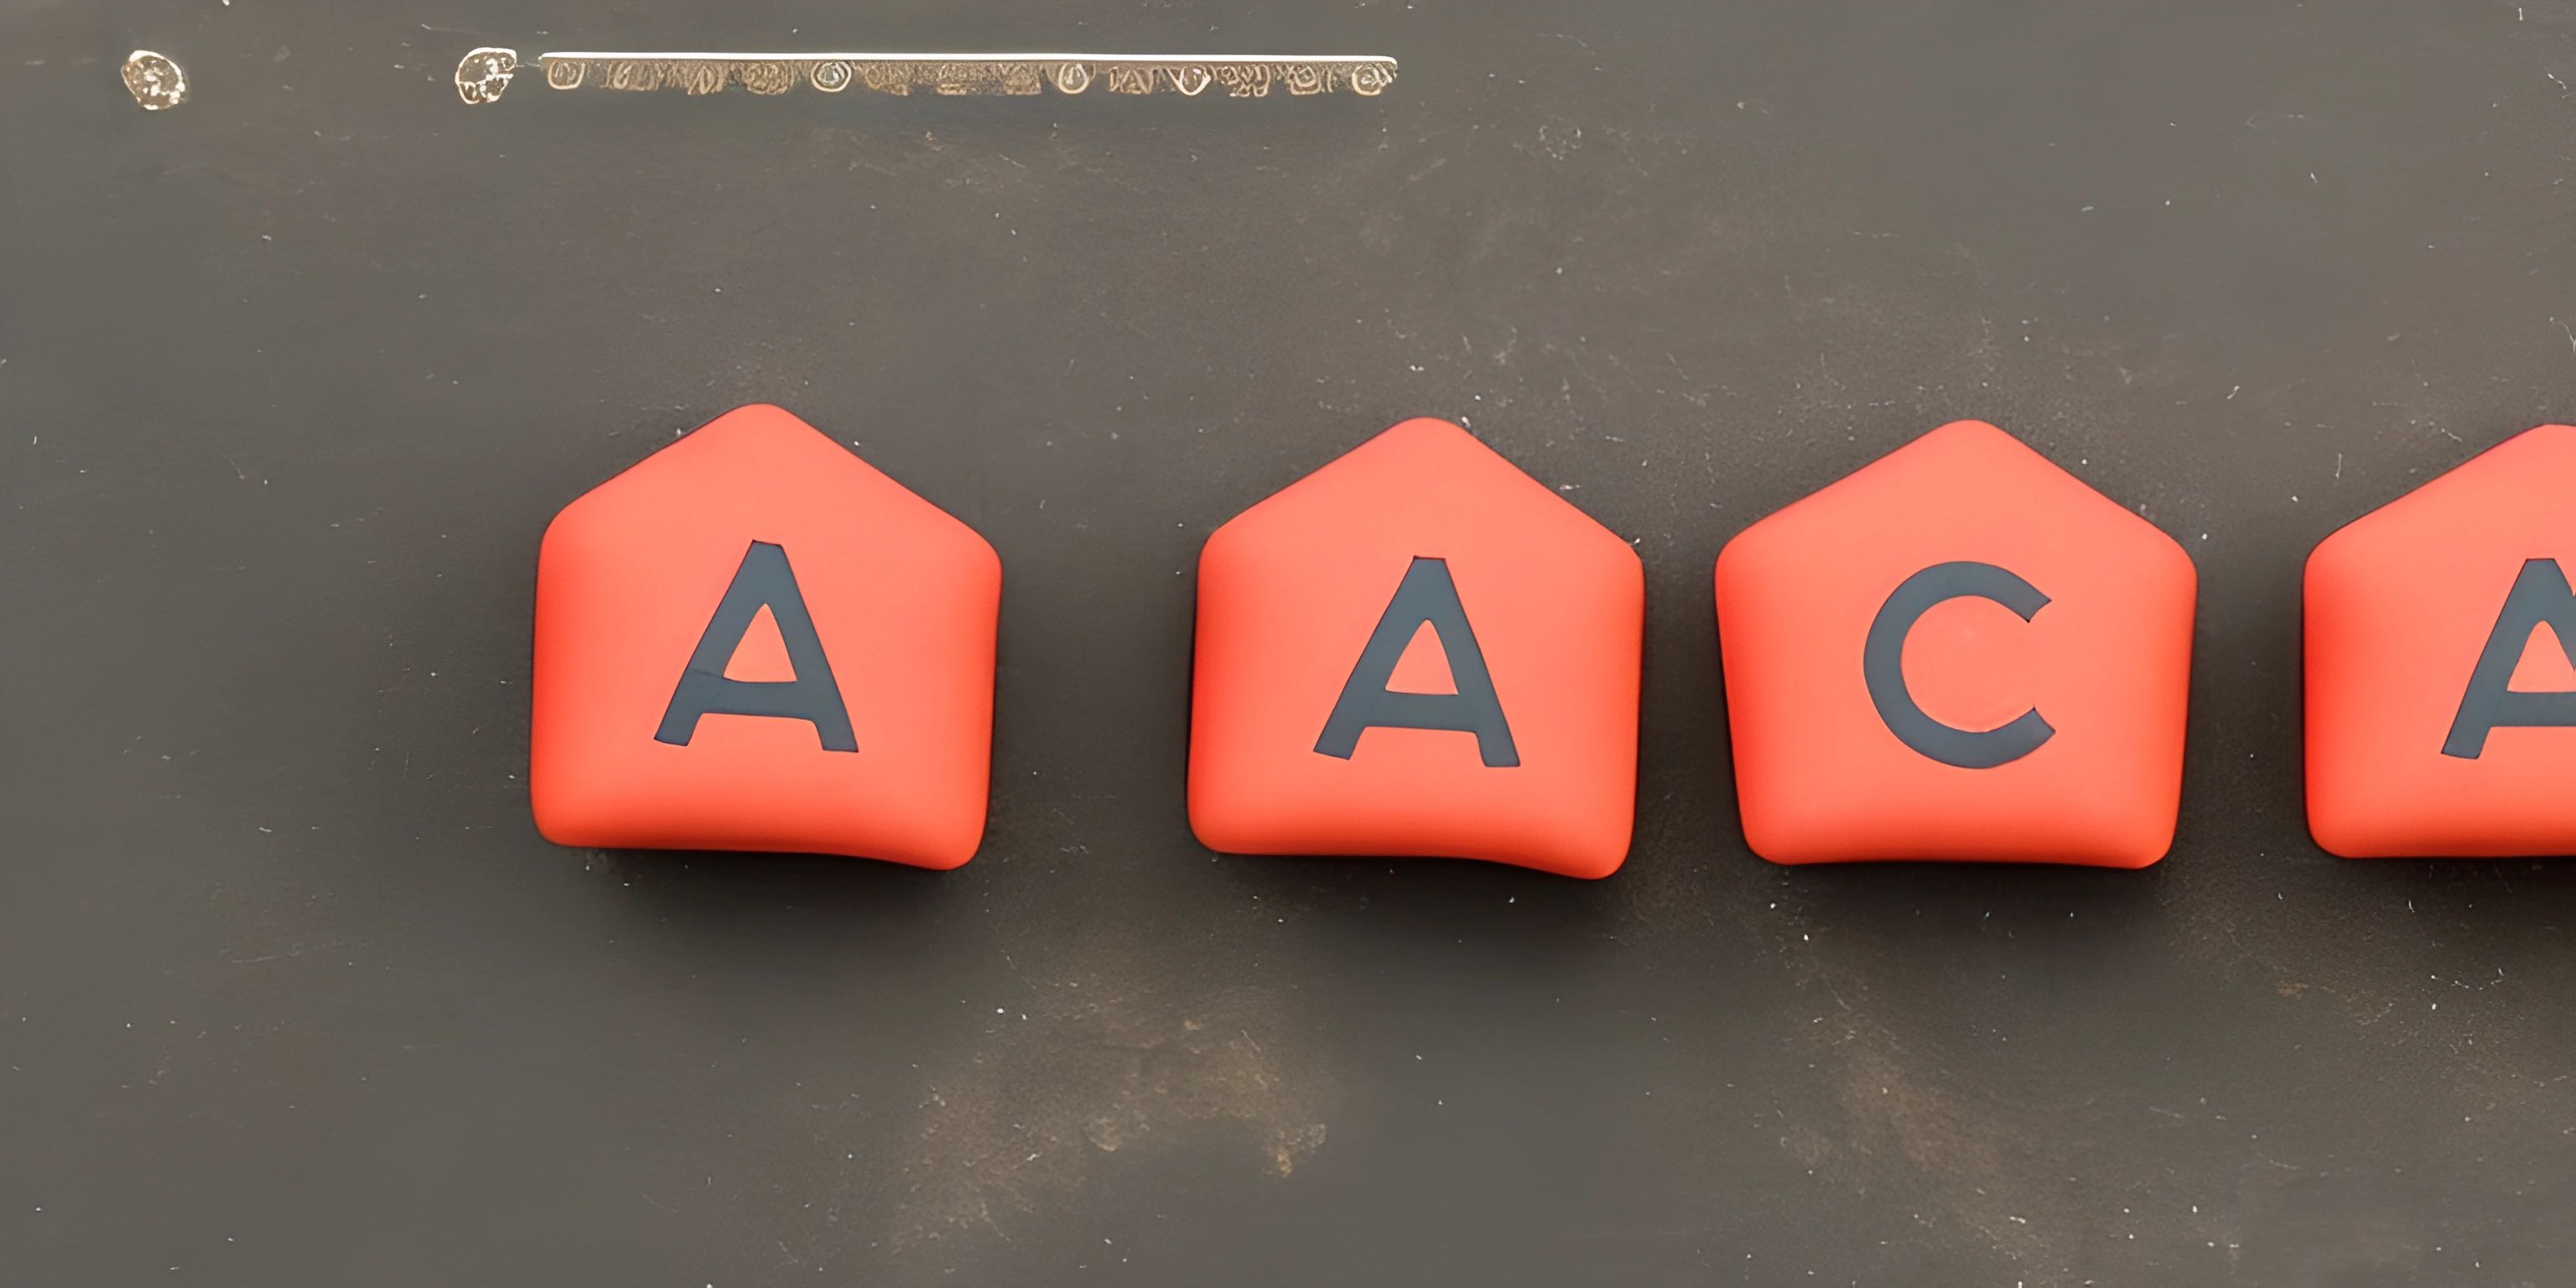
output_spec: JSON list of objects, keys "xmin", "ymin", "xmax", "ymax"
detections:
[{"xmin": 455, "ymin": 49, "xmax": 1396, "ymax": 104}]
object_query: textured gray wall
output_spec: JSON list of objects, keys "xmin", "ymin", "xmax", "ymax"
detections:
[{"xmin": 7, "ymin": 2, "xmax": 2575, "ymax": 1283}]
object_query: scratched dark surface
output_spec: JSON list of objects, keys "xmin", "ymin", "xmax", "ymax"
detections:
[{"xmin": 7, "ymin": 1, "xmax": 2576, "ymax": 1284}]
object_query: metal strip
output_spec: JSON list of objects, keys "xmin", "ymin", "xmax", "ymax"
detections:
[{"xmin": 455, "ymin": 48, "xmax": 1396, "ymax": 104}]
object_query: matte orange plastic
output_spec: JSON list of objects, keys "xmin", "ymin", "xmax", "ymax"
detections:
[
  {"xmin": 529, "ymin": 404, "xmax": 1000, "ymax": 868},
  {"xmin": 2306, "ymin": 425, "xmax": 2576, "ymax": 857},
  {"xmin": 1187, "ymin": 418, "xmax": 1644, "ymax": 879},
  {"xmin": 1714, "ymin": 420, "xmax": 2197, "ymax": 867}
]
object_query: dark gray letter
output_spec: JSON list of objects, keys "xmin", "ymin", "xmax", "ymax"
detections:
[
  {"xmin": 1862, "ymin": 560, "xmax": 2054, "ymax": 769},
  {"xmin": 1314, "ymin": 557, "xmax": 1519, "ymax": 767},
  {"xmin": 2442, "ymin": 558, "xmax": 2576, "ymax": 759},
  {"xmin": 656, "ymin": 542, "xmax": 857, "ymax": 752}
]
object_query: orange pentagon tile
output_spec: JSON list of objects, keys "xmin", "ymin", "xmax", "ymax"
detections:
[
  {"xmin": 1714, "ymin": 420, "xmax": 2197, "ymax": 866},
  {"xmin": 2306, "ymin": 425, "xmax": 2576, "ymax": 857},
  {"xmin": 1188, "ymin": 418, "xmax": 1644, "ymax": 879},
  {"xmin": 530, "ymin": 404, "xmax": 1000, "ymax": 868}
]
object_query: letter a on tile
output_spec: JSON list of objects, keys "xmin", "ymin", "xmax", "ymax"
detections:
[
  {"xmin": 657, "ymin": 541, "xmax": 857, "ymax": 752},
  {"xmin": 1315, "ymin": 557, "xmax": 1519, "ymax": 767},
  {"xmin": 2440, "ymin": 558, "xmax": 2576, "ymax": 759}
]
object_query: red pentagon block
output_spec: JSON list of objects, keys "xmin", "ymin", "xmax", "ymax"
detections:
[
  {"xmin": 1188, "ymin": 418, "xmax": 1644, "ymax": 879},
  {"xmin": 1714, "ymin": 420, "xmax": 2197, "ymax": 867},
  {"xmin": 2307, "ymin": 425, "xmax": 2576, "ymax": 857},
  {"xmin": 530, "ymin": 404, "xmax": 1000, "ymax": 868}
]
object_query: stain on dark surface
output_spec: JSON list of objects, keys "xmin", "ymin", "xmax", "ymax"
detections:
[{"xmin": 7, "ymin": 1, "xmax": 2576, "ymax": 1284}]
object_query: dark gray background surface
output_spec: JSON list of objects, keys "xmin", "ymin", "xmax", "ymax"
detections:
[{"xmin": 8, "ymin": 2, "xmax": 2576, "ymax": 1284}]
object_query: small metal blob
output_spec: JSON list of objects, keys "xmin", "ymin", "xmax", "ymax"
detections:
[
  {"xmin": 735, "ymin": 60, "xmax": 797, "ymax": 96},
  {"xmin": 454, "ymin": 46, "xmax": 519, "ymax": 104},
  {"xmin": 121, "ymin": 49, "xmax": 189, "ymax": 111}
]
